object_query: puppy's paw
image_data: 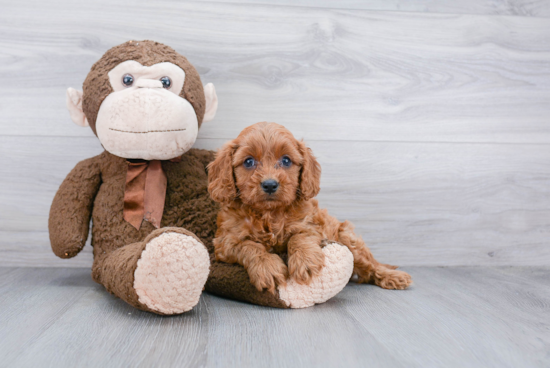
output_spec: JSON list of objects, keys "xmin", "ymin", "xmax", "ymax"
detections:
[
  {"xmin": 288, "ymin": 247, "xmax": 326, "ymax": 285},
  {"xmin": 375, "ymin": 268, "xmax": 412, "ymax": 290},
  {"xmin": 247, "ymin": 254, "xmax": 288, "ymax": 293}
]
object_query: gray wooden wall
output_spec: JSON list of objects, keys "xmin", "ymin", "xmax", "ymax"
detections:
[{"xmin": 1, "ymin": 0, "xmax": 549, "ymax": 268}]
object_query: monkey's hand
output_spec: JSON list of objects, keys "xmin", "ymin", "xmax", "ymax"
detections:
[{"xmin": 49, "ymin": 156, "xmax": 101, "ymax": 259}]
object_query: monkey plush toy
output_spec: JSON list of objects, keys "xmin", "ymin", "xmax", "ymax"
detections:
[{"xmin": 50, "ymin": 40, "xmax": 354, "ymax": 315}]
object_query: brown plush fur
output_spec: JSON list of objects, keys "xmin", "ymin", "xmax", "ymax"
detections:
[
  {"xmin": 208, "ymin": 122, "xmax": 412, "ymax": 293},
  {"xmin": 50, "ymin": 42, "xmax": 292, "ymax": 312},
  {"xmin": 50, "ymin": 149, "xmax": 220, "ymax": 312},
  {"xmin": 82, "ymin": 40, "xmax": 206, "ymax": 136},
  {"xmin": 49, "ymin": 147, "xmax": 291, "ymax": 311}
]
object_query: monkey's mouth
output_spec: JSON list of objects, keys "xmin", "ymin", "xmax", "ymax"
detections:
[{"xmin": 109, "ymin": 128, "xmax": 186, "ymax": 134}]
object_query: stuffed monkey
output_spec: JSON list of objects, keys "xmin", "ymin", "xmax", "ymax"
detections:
[{"xmin": 50, "ymin": 40, "xmax": 353, "ymax": 314}]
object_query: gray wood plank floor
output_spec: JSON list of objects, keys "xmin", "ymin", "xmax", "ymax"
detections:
[
  {"xmin": 1, "ymin": 1, "xmax": 548, "ymax": 367},
  {"xmin": 1, "ymin": 266, "xmax": 548, "ymax": 368}
]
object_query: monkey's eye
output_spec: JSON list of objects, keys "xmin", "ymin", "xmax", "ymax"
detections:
[
  {"xmin": 280, "ymin": 156, "xmax": 292, "ymax": 167},
  {"xmin": 122, "ymin": 74, "xmax": 134, "ymax": 87},
  {"xmin": 243, "ymin": 157, "xmax": 257, "ymax": 169},
  {"xmin": 160, "ymin": 76, "xmax": 172, "ymax": 89}
]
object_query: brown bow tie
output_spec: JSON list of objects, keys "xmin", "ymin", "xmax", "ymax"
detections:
[{"xmin": 123, "ymin": 157, "xmax": 180, "ymax": 230}]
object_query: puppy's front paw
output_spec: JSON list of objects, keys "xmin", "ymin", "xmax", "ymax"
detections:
[
  {"xmin": 288, "ymin": 247, "xmax": 325, "ymax": 285},
  {"xmin": 247, "ymin": 254, "xmax": 288, "ymax": 293}
]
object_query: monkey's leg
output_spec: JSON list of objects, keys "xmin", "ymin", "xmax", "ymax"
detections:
[
  {"xmin": 205, "ymin": 242, "xmax": 354, "ymax": 309},
  {"xmin": 92, "ymin": 227, "xmax": 210, "ymax": 315}
]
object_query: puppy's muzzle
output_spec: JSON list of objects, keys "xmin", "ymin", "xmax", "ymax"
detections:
[{"xmin": 261, "ymin": 179, "xmax": 279, "ymax": 194}]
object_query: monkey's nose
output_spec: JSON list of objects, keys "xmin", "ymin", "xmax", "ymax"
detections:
[
  {"xmin": 261, "ymin": 179, "xmax": 279, "ymax": 194},
  {"xmin": 136, "ymin": 79, "xmax": 163, "ymax": 89}
]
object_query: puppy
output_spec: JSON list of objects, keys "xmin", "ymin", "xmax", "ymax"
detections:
[{"xmin": 207, "ymin": 122, "xmax": 412, "ymax": 293}]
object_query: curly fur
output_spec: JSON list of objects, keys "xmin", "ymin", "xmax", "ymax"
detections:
[{"xmin": 208, "ymin": 122, "xmax": 412, "ymax": 293}]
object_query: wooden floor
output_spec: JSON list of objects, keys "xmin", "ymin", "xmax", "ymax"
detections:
[
  {"xmin": 1, "ymin": 266, "xmax": 549, "ymax": 368},
  {"xmin": 1, "ymin": 0, "xmax": 549, "ymax": 366}
]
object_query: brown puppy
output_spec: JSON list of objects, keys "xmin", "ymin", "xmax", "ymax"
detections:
[{"xmin": 208, "ymin": 122, "xmax": 412, "ymax": 293}]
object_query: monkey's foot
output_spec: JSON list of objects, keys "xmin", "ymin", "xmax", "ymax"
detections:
[
  {"xmin": 134, "ymin": 230, "xmax": 210, "ymax": 315},
  {"xmin": 278, "ymin": 242, "xmax": 353, "ymax": 308}
]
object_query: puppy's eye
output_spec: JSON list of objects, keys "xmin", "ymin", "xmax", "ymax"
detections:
[
  {"xmin": 160, "ymin": 76, "xmax": 172, "ymax": 89},
  {"xmin": 280, "ymin": 156, "xmax": 292, "ymax": 167},
  {"xmin": 122, "ymin": 74, "xmax": 134, "ymax": 87},
  {"xmin": 243, "ymin": 157, "xmax": 257, "ymax": 169}
]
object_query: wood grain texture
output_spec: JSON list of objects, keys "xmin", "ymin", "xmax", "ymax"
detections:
[
  {"xmin": 2, "ymin": 136, "xmax": 549, "ymax": 267},
  {"xmin": 343, "ymin": 266, "xmax": 550, "ymax": 367},
  {"xmin": 209, "ymin": 0, "xmax": 550, "ymax": 17},
  {"xmin": 1, "ymin": 266, "xmax": 549, "ymax": 367},
  {"xmin": 1, "ymin": 0, "xmax": 549, "ymax": 268},
  {"xmin": 1, "ymin": 0, "xmax": 550, "ymax": 143}
]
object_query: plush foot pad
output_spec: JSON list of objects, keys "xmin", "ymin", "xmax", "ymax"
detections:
[
  {"xmin": 278, "ymin": 242, "xmax": 354, "ymax": 308},
  {"xmin": 134, "ymin": 232, "xmax": 210, "ymax": 315}
]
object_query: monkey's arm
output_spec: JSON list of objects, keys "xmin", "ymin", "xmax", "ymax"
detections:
[{"xmin": 49, "ymin": 156, "xmax": 101, "ymax": 258}]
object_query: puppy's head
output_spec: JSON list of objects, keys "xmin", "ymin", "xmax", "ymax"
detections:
[{"xmin": 208, "ymin": 122, "xmax": 321, "ymax": 210}]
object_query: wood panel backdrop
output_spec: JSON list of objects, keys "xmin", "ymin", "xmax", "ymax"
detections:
[{"xmin": 1, "ymin": 0, "xmax": 549, "ymax": 267}]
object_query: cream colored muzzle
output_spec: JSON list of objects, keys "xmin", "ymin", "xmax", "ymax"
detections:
[{"xmin": 95, "ymin": 83, "xmax": 199, "ymax": 160}]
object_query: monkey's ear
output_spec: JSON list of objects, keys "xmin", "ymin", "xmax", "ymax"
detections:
[
  {"xmin": 202, "ymin": 83, "xmax": 218, "ymax": 123},
  {"xmin": 66, "ymin": 88, "xmax": 89, "ymax": 127}
]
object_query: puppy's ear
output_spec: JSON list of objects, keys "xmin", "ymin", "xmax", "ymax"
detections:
[
  {"xmin": 208, "ymin": 141, "xmax": 238, "ymax": 203},
  {"xmin": 298, "ymin": 140, "xmax": 321, "ymax": 200}
]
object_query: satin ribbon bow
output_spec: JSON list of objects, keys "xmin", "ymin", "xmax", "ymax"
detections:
[{"xmin": 123, "ymin": 157, "xmax": 180, "ymax": 230}]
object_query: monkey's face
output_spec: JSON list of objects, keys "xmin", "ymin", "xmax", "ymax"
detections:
[
  {"xmin": 96, "ymin": 60, "xmax": 198, "ymax": 160},
  {"xmin": 66, "ymin": 41, "xmax": 218, "ymax": 161}
]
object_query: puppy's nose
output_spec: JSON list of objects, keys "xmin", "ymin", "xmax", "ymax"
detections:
[{"xmin": 261, "ymin": 179, "xmax": 279, "ymax": 194}]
